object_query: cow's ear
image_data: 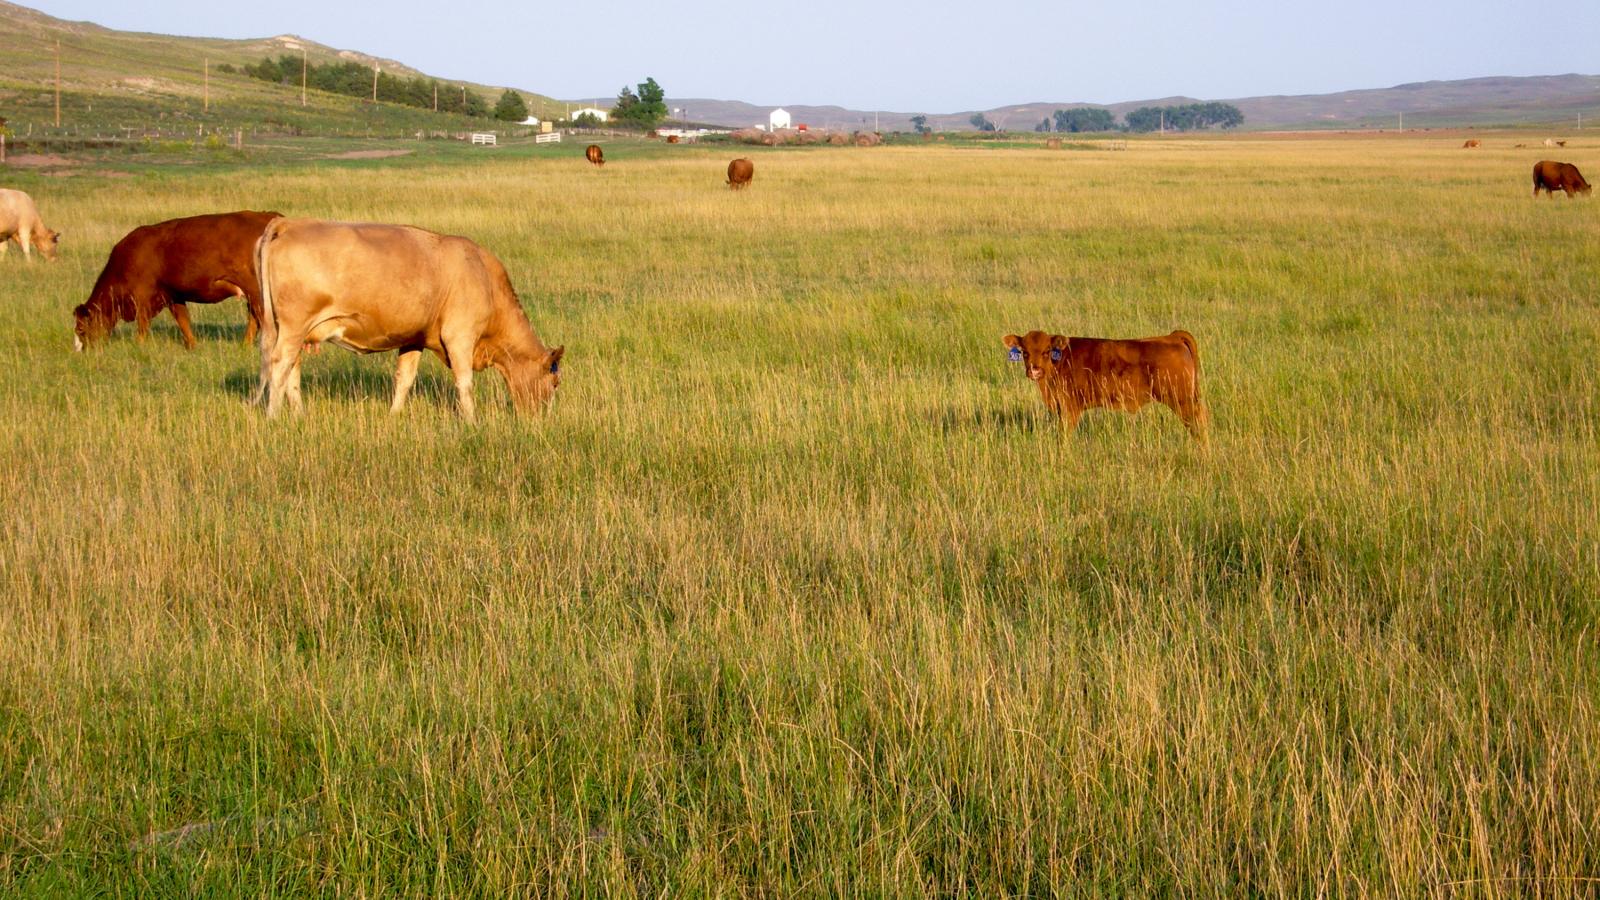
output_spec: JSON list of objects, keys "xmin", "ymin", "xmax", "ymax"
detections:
[
  {"xmin": 1050, "ymin": 334, "xmax": 1069, "ymax": 350},
  {"xmin": 1002, "ymin": 334, "xmax": 1021, "ymax": 349},
  {"xmin": 547, "ymin": 346, "xmax": 565, "ymax": 373}
]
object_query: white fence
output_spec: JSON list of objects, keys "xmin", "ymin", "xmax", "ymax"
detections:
[
  {"xmin": 470, "ymin": 133, "xmax": 497, "ymax": 146},
  {"xmin": 535, "ymin": 132, "xmax": 562, "ymax": 144}
]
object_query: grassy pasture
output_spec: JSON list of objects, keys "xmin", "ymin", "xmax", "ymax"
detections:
[{"xmin": 1, "ymin": 136, "xmax": 1598, "ymax": 894}]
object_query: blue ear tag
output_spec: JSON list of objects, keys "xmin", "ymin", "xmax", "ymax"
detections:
[
  {"xmin": 1007, "ymin": 347, "xmax": 1021, "ymax": 362},
  {"xmin": 550, "ymin": 359, "xmax": 560, "ymax": 374},
  {"xmin": 1050, "ymin": 348, "xmax": 1062, "ymax": 362}
]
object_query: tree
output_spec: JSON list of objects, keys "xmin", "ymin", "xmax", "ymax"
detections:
[
  {"xmin": 1052, "ymin": 107, "xmax": 1115, "ymax": 133},
  {"xmin": 494, "ymin": 89, "xmax": 529, "ymax": 122},
  {"xmin": 909, "ymin": 114, "xmax": 930, "ymax": 134},
  {"xmin": 1124, "ymin": 102, "xmax": 1243, "ymax": 133},
  {"xmin": 1035, "ymin": 117, "xmax": 1051, "ymax": 132},
  {"xmin": 612, "ymin": 77, "xmax": 667, "ymax": 127},
  {"xmin": 969, "ymin": 113, "xmax": 996, "ymax": 132}
]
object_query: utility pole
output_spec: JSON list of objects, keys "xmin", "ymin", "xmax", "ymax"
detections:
[
  {"xmin": 1398, "ymin": 111, "xmax": 1402, "ymax": 131},
  {"xmin": 203, "ymin": 57, "xmax": 209, "ymax": 112},
  {"xmin": 301, "ymin": 49, "xmax": 307, "ymax": 106},
  {"xmin": 54, "ymin": 40, "xmax": 61, "ymax": 127},
  {"xmin": 433, "ymin": 83, "xmax": 438, "ymax": 112},
  {"xmin": 372, "ymin": 64, "xmax": 379, "ymax": 102}
]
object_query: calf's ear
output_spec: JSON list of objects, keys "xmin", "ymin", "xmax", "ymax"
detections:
[
  {"xmin": 547, "ymin": 346, "xmax": 565, "ymax": 373},
  {"xmin": 1002, "ymin": 334, "xmax": 1021, "ymax": 349},
  {"xmin": 1050, "ymin": 334, "xmax": 1069, "ymax": 350}
]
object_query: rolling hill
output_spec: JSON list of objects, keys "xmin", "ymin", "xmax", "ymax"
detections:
[
  {"xmin": 0, "ymin": 0, "xmax": 562, "ymax": 135},
  {"xmin": 662, "ymin": 75, "xmax": 1600, "ymax": 133},
  {"xmin": 1, "ymin": 0, "xmax": 1595, "ymax": 137}
]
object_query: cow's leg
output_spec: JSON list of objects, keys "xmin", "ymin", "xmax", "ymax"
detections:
[
  {"xmin": 212, "ymin": 279, "xmax": 256, "ymax": 344},
  {"xmin": 169, "ymin": 302, "xmax": 198, "ymax": 349},
  {"xmin": 1172, "ymin": 397, "xmax": 1210, "ymax": 446},
  {"xmin": 391, "ymin": 349, "xmax": 423, "ymax": 413},
  {"xmin": 264, "ymin": 332, "xmax": 306, "ymax": 418},
  {"xmin": 17, "ymin": 228, "xmax": 30, "ymax": 260},
  {"xmin": 441, "ymin": 335, "xmax": 478, "ymax": 423},
  {"xmin": 1059, "ymin": 407, "xmax": 1082, "ymax": 433}
]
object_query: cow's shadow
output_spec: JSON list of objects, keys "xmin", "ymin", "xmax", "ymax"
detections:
[
  {"xmin": 221, "ymin": 356, "xmax": 454, "ymax": 407},
  {"xmin": 192, "ymin": 322, "xmax": 250, "ymax": 344}
]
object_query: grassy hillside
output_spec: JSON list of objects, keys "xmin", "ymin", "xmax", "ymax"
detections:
[
  {"xmin": 0, "ymin": 134, "xmax": 1597, "ymax": 892},
  {"xmin": 0, "ymin": 0, "xmax": 563, "ymax": 135}
]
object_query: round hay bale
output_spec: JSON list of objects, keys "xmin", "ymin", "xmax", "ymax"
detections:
[
  {"xmin": 828, "ymin": 132, "xmax": 849, "ymax": 145},
  {"xmin": 852, "ymin": 131, "xmax": 881, "ymax": 147}
]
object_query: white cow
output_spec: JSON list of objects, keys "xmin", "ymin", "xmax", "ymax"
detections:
[{"xmin": 0, "ymin": 189, "xmax": 60, "ymax": 260}]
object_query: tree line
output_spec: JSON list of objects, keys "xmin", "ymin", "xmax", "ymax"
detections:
[
  {"xmin": 225, "ymin": 56, "xmax": 493, "ymax": 118},
  {"xmin": 1025, "ymin": 102, "xmax": 1243, "ymax": 133}
]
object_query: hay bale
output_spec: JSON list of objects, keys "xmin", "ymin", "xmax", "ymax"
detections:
[
  {"xmin": 1045, "ymin": 138, "xmax": 1062, "ymax": 150},
  {"xmin": 852, "ymin": 131, "xmax": 881, "ymax": 147},
  {"xmin": 731, "ymin": 128, "xmax": 766, "ymax": 144},
  {"xmin": 828, "ymin": 132, "xmax": 849, "ymax": 145}
]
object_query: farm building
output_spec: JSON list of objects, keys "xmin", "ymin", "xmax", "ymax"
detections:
[
  {"xmin": 519, "ymin": 115, "xmax": 540, "ymax": 126},
  {"xmin": 570, "ymin": 107, "xmax": 610, "ymax": 122},
  {"xmin": 768, "ymin": 108, "xmax": 791, "ymax": 131}
]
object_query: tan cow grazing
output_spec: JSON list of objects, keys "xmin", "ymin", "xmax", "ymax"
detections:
[
  {"xmin": 585, "ymin": 144, "xmax": 605, "ymax": 166},
  {"xmin": 73, "ymin": 210, "xmax": 280, "ymax": 350},
  {"xmin": 1462, "ymin": 139, "xmax": 1480, "ymax": 148},
  {"xmin": 0, "ymin": 188, "xmax": 60, "ymax": 261},
  {"xmin": 727, "ymin": 157, "xmax": 754, "ymax": 189},
  {"xmin": 1003, "ymin": 329, "xmax": 1207, "ymax": 443},
  {"xmin": 1532, "ymin": 160, "xmax": 1591, "ymax": 198},
  {"xmin": 1045, "ymin": 138, "xmax": 1063, "ymax": 149},
  {"xmin": 255, "ymin": 219, "xmax": 564, "ymax": 421}
]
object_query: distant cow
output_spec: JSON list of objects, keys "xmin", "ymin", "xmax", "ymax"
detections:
[
  {"xmin": 727, "ymin": 158, "xmax": 754, "ymax": 189},
  {"xmin": 1045, "ymin": 138, "xmax": 1063, "ymax": 149},
  {"xmin": 1462, "ymin": 139, "xmax": 1480, "ymax": 148},
  {"xmin": 72, "ymin": 210, "xmax": 281, "ymax": 351},
  {"xmin": 1532, "ymin": 160, "xmax": 1591, "ymax": 198},
  {"xmin": 1543, "ymin": 138, "xmax": 1558, "ymax": 147},
  {"xmin": 666, "ymin": 134, "xmax": 680, "ymax": 144},
  {"xmin": 0, "ymin": 188, "xmax": 60, "ymax": 261},
  {"xmin": 255, "ymin": 219, "xmax": 563, "ymax": 421},
  {"xmin": 585, "ymin": 144, "xmax": 605, "ymax": 166},
  {"xmin": 1003, "ymin": 329, "xmax": 1207, "ymax": 442}
]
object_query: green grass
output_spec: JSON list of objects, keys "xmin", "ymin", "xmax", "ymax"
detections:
[{"xmin": 1, "ymin": 135, "xmax": 1598, "ymax": 894}]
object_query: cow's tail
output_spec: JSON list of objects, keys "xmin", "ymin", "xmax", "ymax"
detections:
[
  {"xmin": 1170, "ymin": 329, "xmax": 1199, "ymax": 370},
  {"xmin": 251, "ymin": 219, "xmax": 286, "ymax": 405}
]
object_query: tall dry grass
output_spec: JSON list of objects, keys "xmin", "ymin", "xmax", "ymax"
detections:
[{"xmin": 1, "ymin": 136, "xmax": 1597, "ymax": 894}]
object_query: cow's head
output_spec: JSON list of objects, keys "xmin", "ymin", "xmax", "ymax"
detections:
[
  {"xmin": 71, "ymin": 302, "xmax": 108, "ymax": 351},
  {"xmin": 36, "ymin": 228, "xmax": 60, "ymax": 261},
  {"xmin": 507, "ymin": 345, "xmax": 564, "ymax": 413},
  {"xmin": 1003, "ymin": 331, "xmax": 1068, "ymax": 381}
]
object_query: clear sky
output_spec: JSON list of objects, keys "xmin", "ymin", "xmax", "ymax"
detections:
[{"xmin": 28, "ymin": 0, "xmax": 1600, "ymax": 111}]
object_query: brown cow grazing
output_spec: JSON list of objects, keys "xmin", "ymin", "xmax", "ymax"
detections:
[
  {"xmin": 1003, "ymin": 329, "xmax": 1207, "ymax": 443},
  {"xmin": 585, "ymin": 144, "xmax": 605, "ymax": 166},
  {"xmin": 255, "ymin": 219, "xmax": 563, "ymax": 421},
  {"xmin": 727, "ymin": 157, "xmax": 754, "ymax": 189},
  {"xmin": 72, "ymin": 210, "xmax": 281, "ymax": 351},
  {"xmin": 1462, "ymin": 139, "xmax": 1480, "ymax": 148},
  {"xmin": 1532, "ymin": 160, "xmax": 1591, "ymax": 198},
  {"xmin": 666, "ymin": 134, "xmax": 680, "ymax": 144},
  {"xmin": 0, "ymin": 188, "xmax": 60, "ymax": 261}
]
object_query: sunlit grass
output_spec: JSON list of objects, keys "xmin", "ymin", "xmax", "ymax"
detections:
[{"xmin": 1, "ymin": 136, "xmax": 1597, "ymax": 893}]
